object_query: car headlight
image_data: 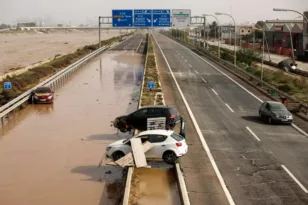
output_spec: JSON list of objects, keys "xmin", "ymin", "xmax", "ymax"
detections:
[
  {"xmin": 106, "ymin": 147, "xmax": 111, "ymax": 151},
  {"xmin": 288, "ymin": 115, "xmax": 293, "ymax": 119},
  {"xmin": 47, "ymin": 95, "xmax": 53, "ymax": 99}
]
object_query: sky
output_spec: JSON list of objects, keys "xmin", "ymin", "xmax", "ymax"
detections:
[{"xmin": 0, "ymin": 0, "xmax": 307, "ymax": 25}]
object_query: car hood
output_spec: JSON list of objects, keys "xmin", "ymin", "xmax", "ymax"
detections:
[
  {"xmin": 109, "ymin": 139, "xmax": 125, "ymax": 147},
  {"xmin": 272, "ymin": 110, "xmax": 291, "ymax": 116}
]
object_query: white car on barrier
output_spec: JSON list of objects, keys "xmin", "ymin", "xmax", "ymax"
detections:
[{"xmin": 106, "ymin": 129, "xmax": 188, "ymax": 164}]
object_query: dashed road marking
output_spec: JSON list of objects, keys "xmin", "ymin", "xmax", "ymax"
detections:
[
  {"xmin": 194, "ymin": 70, "xmax": 199, "ymax": 74},
  {"xmin": 246, "ymin": 126, "xmax": 261, "ymax": 141},
  {"xmin": 211, "ymin": 89, "xmax": 219, "ymax": 96},
  {"xmin": 189, "ymin": 64, "xmax": 192, "ymax": 68},
  {"xmin": 153, "ymin": 33, "xmax": 236, "ymax": 205},
  {"xmin": 201, "ymin": 77, "xmax": 207, "ymax": 82},
  {"xmin": 225, "ymin": 103, "xmax": 234, "ymax": 113},
  {"xmin": 281, "ymin": 165, "xmax": 308, "ymax": 193},
  {"xmin": 184, "ymin": 59, "xmax": 187, "ymax": 62}
]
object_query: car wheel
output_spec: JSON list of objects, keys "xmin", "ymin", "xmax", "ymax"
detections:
[
  {"xmin": 268, "ymin": 116, "xmax": 272, "ymax": 124},
  {"xmin": 163, "ymin": 151, "xmax": 177, "ymax": 164},
  {"xmin": 258, "ymin": 111, "xmax": 263, "ymax": 119},
  {"xmin": 112, "ymin": 151, "xmax": 125, "ymax": 161}
]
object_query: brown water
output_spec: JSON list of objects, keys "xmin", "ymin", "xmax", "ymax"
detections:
[
  {"xmin": 0, "ymin": 50, "xmax": 144, "ymax": 205},
  {"xmin": 129, "ymin": 168, "xmax": 181, "ymax": 205}
]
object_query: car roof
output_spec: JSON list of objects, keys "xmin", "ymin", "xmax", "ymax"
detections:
[
  {"xmin": 138, "ymin": 129, "xmax": 174, "ymax": 136},
  {"xmin": 265, "ymin": 101, "xmax": 283, "ymax": 105},
  {"xmin": 140, "ymin": 105, "xmax": 175, "ymax": 109}
]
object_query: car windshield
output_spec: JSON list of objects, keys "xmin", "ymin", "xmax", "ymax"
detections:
[
  {"xmin": 270, "ymin": 103, "xmax": 287, "ymax": 111},
  {"xmin": 171, "ymin": 132, "xmax": 184, "ymax": 141},
  {"xmin": 123, "ymin": 135, "xmax": 135, "ymax": 144},
  {"xmin": 35, "ymin": 87, "xmax": 51, "ymax": 93}
]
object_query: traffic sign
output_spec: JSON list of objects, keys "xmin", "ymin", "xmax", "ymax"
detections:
[
  {"xmin": 152, "ymin": 9, "xmax": 171, "ymax": 27},
  {"xmin": 4, "ymin": 82, "xmax": 12, "ymax": 89},
  {"xmin": 134, "ymin": 10, "xmax": 152, "ymax": 27},
  {"xmin": 112, "ymin": 10, "xmax": 133, "ymax": 27},
  {"xmin": 147, "ymin": 81, "xmax": 155, "ymax": 89},
  {"xmin": 172, "ymin": 9, "xmax": 191, "ymax": 27}
]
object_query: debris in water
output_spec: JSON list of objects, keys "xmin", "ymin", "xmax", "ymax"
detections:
[
  {"xmin": 105, "ymin": 170, "xmax": 112, "ymax": 174},
  {"xmin": 81, "ymin": 138, "xmax": 85, "ymax": 141}
]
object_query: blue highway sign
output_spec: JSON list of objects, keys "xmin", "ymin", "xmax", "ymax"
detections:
[
  {"xmin": 112, "ymin": 10, "xmax": 133, "ymax": 27},
  {"xmin": 134, "ymin": 10, "xmax": 152, "ymax": 27},
  {"xmin": 4, "ymin": 82, "xmax": 12, "ymax": 89},
  {"xmin": 152, "ymin": 9, "xmax": 171, "ymax": 27},
  {"xmin": 147, "ymin": 81, "xmax": 155, "ymax": 89}
]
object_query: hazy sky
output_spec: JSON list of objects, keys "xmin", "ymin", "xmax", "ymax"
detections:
[{"xmin": 1, "ymin": 0, "xmax": 307, "ymax": 25}]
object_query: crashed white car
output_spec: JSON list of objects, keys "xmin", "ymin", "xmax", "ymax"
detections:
[{"xmin": 106, "ymin": 130, "xmax": 188, "ymax": 164}]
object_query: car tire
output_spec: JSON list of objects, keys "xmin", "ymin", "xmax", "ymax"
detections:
[
  {"xmin": 259, "ymin": 111, "xmax": 263, "ymax": 120},
  {"xmin": 163, "ymin": 151, "xmax": 177, "ymax": 164},
  {"xmin": 112, "ymin": 151, "xmax": 125, "ymax": 161}
]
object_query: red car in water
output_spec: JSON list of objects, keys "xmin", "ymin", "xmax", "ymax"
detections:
[{"xmin": 30, "ymin": 86, "xmax": 54, "ymax": 104}]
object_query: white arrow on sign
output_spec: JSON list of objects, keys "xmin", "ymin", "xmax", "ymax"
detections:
[
  {"xmin": 154, "ymin": 19, "xmax": 158, "ymax": 22},
  {"xmin": 147, "ymin": 18, "xmax": 151, "ymax": 23}
]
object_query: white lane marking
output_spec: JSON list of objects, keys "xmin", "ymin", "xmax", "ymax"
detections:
[
  {"xmin": 225, "ymin": 103, "xmax": 234, "ymax": 113},
  {"xmin": 153, "ymin": 34, "xmax": 235, "ymax": 205},
  {"xmin": 211, "ymin": 89, "xmax": 219, "ymax": 96},
  {"xmin": 201, "ymin": 77, "xmax": 207, "ymax": 83},
  {"xmin": 178, "ymin": 53, "xmax": 180, "ymax": 55},
  {"xmin": 181, "ymin": 56, "xmax": 184, "ymax": 59},
  {"xmin": 194, "ymin": 70, "xmax": 199, "ymax": 74},
  {"xmin": 281, "ymin": 165, "xmax": 308, "ymax": 193},
  {"xmin": 246, "ymin": 126, "xmax": 261, "ymax": 141},
  {"xmin": 167, "ymin": 35, "xmax": 308, "ymax": 138},
  {"xmin": 184, "ymin": 59, "xmax": 188, "ymax": 62},
  {"xmin": 189, "ymin": 64, "xmax": 192, "ymax": 68}
]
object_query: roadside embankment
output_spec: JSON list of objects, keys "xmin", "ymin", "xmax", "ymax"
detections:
[{"xmin": 0, "ymin": 33, "xmax": 133, "ymax": 106}]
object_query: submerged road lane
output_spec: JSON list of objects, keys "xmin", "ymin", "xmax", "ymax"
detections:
[
  {"xmin": 0, "ymin": 46, "xmax": 144, "ymax": 204},
  {"xmin": 153, "ymin": 32, "xmax": 308, "ymax": 205}
]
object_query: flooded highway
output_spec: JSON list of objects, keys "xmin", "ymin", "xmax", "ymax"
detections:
[{"xmin": 0, "ymin": 48, "xmax": 144, "ymax": 205}]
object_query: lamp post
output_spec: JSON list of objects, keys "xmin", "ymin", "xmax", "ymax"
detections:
[
  {"xmin": 216, "ymin": 12, "xmax": 237, "ymax": 66},
  {"xmin": 273, "ymin": 8, "xmax": 308, "ymax": 63},
  {"xmin": 273, "ymin": 8, "xmax": 308, "ymax": 22},
  {"xmin": 203, "ymin": 14, "xmax": 221, "ymax": 58}
]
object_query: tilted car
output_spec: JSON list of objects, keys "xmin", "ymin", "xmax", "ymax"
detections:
[
  {"xmin": 30, "ymin": 86, "xmax": 54, "ymax": 104},
  {"xmin": 259, "ymin": 101, "xmax": 293, "ymax": 124},
  {"xmin": 106, "ymin": 129, "xmax": 188, "ymax": 164},
  {"xmin": 113, "ymin": 105, "xmax": 181, "ymax": 132}
]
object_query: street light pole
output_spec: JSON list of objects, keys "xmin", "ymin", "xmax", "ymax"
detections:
[
  {"xmin": 203, "ymin": 14, "xmax": 221, "ymax": 58},
  {"xmin": 216, "ymin": 12, "xmax": 237, "ymax": 66},
  {"xmin": 273, "ymin": 8, "xmax": 308, "ymax": 22}
]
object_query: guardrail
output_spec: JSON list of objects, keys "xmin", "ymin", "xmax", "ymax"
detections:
[
  {"xmin": 162, "ymin": 32, "xmax": 308, "ymax": 117},
  {"xmin": 0, "ymin": 45, "xmax": 110, "ymax": 124}
]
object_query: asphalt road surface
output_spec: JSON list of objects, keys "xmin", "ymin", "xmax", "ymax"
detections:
[
  {"xmin": 111, "ymin": 32, "xmax": 144, "ymax": 51},
  {"xmin": 0, "ymin": 39, "xmax": 144, "ymax": 205},
  {"xmin": 152, "ymin": 31, "xmax": 308, "ymax": 205}
]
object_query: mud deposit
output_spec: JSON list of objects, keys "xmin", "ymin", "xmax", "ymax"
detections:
[{"xmin": 129, "ymin": 168, "xmax": 181, "ymax": 205}]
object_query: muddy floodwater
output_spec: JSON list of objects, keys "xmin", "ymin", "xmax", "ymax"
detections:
[
  {"xmin": 0, "ymin": 50, "xmax": 144, "ymax": 205},
  {"xmin": 129, "ymin": 168, "xmax": 181, "ymax": 205}
]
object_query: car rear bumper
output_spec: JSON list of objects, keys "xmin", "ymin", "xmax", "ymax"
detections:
[
  {"xmin": 274, "ymin": 119, "xmax": 292, "ymax": 124},
  {"xmin": 34, "ymin": 99, "xmax": 53, "ymax": 103}
]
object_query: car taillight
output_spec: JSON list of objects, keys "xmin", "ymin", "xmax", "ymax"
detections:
[
  {"xmin": 176, "ymin": 142, "xmax": 182, "ymax": 147},
  {"xmin": 169, "ymin": 115, "xmax": 176, "ymax": 119}
]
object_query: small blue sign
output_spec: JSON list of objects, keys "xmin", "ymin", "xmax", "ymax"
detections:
[
  {"xmin": 147, "ymin": 81, "xmax": 155, "ymax": 89},
  {"xmin": 4, "ymin": 82, "xmax": 12, "ymax": 89},
  {"xmin": 112, "ymin": 10, "xmax": 133, "ymax": 27},
  {"xmin": 134, "ymin": 10, "xmax": 152, "ymax": 27},
  {"xmin": 152, "ymin": 9, "xmax": 171, "ymax": 27}
]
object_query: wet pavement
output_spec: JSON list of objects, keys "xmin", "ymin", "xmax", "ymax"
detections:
[
  {"xmin": 0, "ymin": 48, "xmax": 144, "ymax": 205},
  {"xmin": 129, "ymin": 168, "xmax": 181, "ymax": 205},
  {"xmin": 111, "ymin": 33, "xmax": 145, "ymax": 51}
]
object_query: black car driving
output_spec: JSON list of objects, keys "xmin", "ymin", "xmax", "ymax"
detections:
[{"xmin": 113, "ymin": 105, "xmax": 181, "ymax": 132}]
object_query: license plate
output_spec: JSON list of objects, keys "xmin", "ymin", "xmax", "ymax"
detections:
[
  {"xmin": 40, "ymin": 99, "xmax": 46, "ymax": 101},
  {"xmin": 281, "ymin": 119, "xmax": 287, "ymax": 121}
]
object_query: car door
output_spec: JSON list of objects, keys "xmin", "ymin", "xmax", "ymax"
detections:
[
  {"xmin": 264, "ymin": 103, "xmax": 271, "ymax": 116},
  {"xmin": 136, "ymin": 135, "xmax": 152, "ymax": 157},
  {"xmin": 146, "ymin": 134, "xmax": 168, "ymax": 158},
  {"xmin": 130, "ymin": 108, "xmax": 148, "ymax": 130}
]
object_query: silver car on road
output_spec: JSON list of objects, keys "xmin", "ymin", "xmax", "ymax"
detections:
[{"xmin": 259, "ymin": 101, "xmax": 293, "ymax": 124}]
